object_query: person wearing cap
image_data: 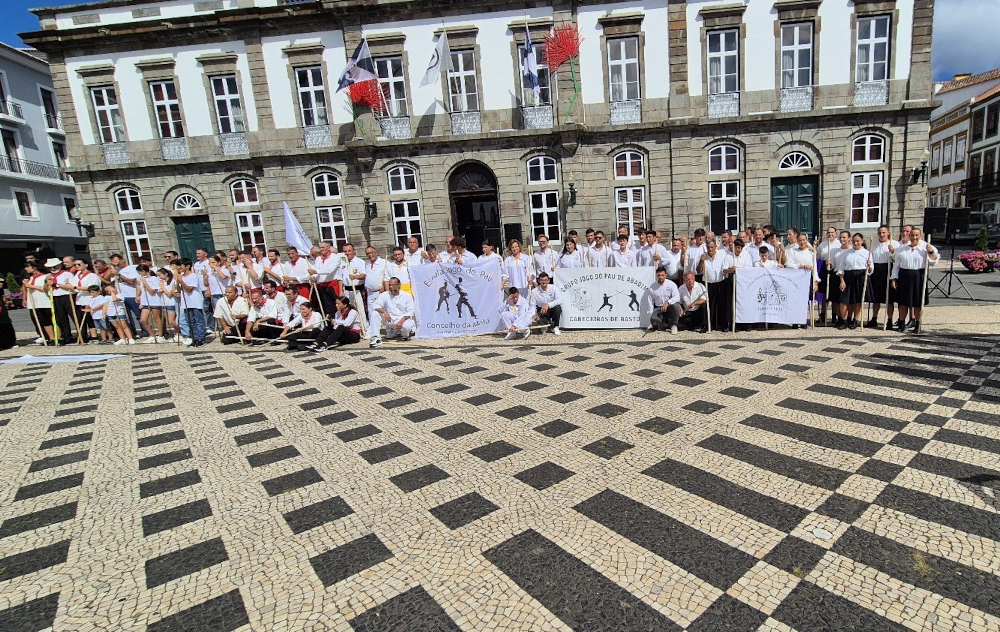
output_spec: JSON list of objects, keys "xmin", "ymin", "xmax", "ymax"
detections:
[
  {"xmin": 500, "ymin": 286, "xmax": 534, "ymax": 340},
  {"xmin": 530, "ymin": 272, "xmax": 562, "ymax": 335}
]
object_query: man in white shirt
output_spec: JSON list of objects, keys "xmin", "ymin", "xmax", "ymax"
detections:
[
  {"xmin": 263, "ymin": 249, "xmax": 285, "ymax": 289},
  {"xmin": 685, "ymin": 229, "xmax": 707, "ymax": 280},
  {"xmin": 176, "ymin": 257, "xmax": 208, "ymax": 347},
  {"xmin": 587, "ymin": 231, "xmax": 611, "ymax": 267},
  {"xmin": 610, "ymin": 235, "xmax": 637, "ymax": 267},
  {"xmin": 214, "ymin": 286, "xmax": 249, "ymax": 344},
  {"xmin": 699, "ymin": 239, "xmax": 736, "ymax": 332},
  {"xmin": 678, "ymin": 272, "xmax": 708, "ymax": 334},
  {"xmin": 363, "ymin": 246, "xmax": 387, "ymax": 317},
  {"xmin": 404, "ymin": 236, "xmax": 424, "ymax": 268},
  {"xmin": 245, "ymin": 290, "xmax": 278, "ymax": 342},
  {"xmin": 637, "ymin": 230, "xmax": 669, "ymax": 268},
  {"xmin": 114, "ymin": 254, "xmax": 142, "ymax": 337},
  {"xmin": 312, "ymin": 241, "xmax": 342, "ymax": 316},
  {"xmin": 480, "ymin": 242, "xmax": 502, "ymax": 263},
  {"xmin": 205, "ymin": 255, "xmax": 231, "ymax": 331},
  {"xmin": 732, "ymin": 239, "xmax": 753, "ymax": 269},
  {"xmin": 340, "ymin": 243, "xmax": 367, "ymax": 306},
  {"xmin": 448, "ymin": 237, "xmax": 478, "ymax": 265},
  {"xmin": 532, "ymin": 235, "xmax": 559, "ymax": 278},
  {"xmin": 282, "ymin": 247, "xmax": 312, "ymax": 299},
  {"xmin": 529, "ymin": 272, "xmax": 562, "ymax": 335},
  {"xmin": 500, "ymin": 287, "xmax": 534, "ymax": 340},
  {"xmin": 50, "ymin": 256, "xmax": 78, "ymax": 344},
  {"xmin": 578, "ymin": 229, "xmax": 597, "ymax": 263},
  {"xmin": 647, "ymin": 267, "xmax": 681, "ymax": 334},
  {"xmin": 369, "ymin": 277, "xmax": 415, "ymax": 347},
  {"xmin": 663, "ymin": 238, "xmax": 683, "ymax": 282},
  {"xmin": 384, "ymin": 247, "xmax": 412, "ymax": 296}
]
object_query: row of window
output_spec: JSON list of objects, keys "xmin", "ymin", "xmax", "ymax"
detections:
[
  {"xmin": 931, "ymin": 133, "xmax": 967, "ymax": 176},
  {"xmin": 971, "ymin": 101, "xmax": 1000, "ymax": 145},
  {"xmin": 928, "ymin": 185, "xmax": 963, "ymax": 209},
  {"xmin": 968, "ymin": 145, "xmax": 999, "ymax": 181}
]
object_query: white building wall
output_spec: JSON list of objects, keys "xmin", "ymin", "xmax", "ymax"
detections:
[
  {"xmin": 260, "ymin": 31, "xmax": 351, "ymax": 129},
  {"xmin": 54, "ymin": 0, "xmax": 243, "ymax": 30},
  {"xmin": 818, "ymin": 1, "xmax": 853, "ymax": 86},
  {"xmin": 743, "ymin": 1, "xmax": 776, "ymax": 93}
]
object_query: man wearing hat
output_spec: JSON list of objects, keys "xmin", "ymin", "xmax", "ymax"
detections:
[{"xmin": 48, "ymin": 256, "xmax": 77, "ymax": 344}]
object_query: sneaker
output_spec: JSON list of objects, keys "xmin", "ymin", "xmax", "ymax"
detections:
[
  {"xmin": 369, "ymin": 338, "xmax": 382, "ymax": 348},
  {"xmin": 504, "ymin": 332, "xmax": 516, "ymax": 340},
  {"xmin": 182, "ymin": 338, "xmax": 193, "ymax": 346},
  {"xmin": 126, "ymin": 338, "xmax": 135, "ymax": 345},
  {"xmin": 113, "ymin": 339, "xmax": 125, "ymax": 346},
  {"xmin": 172, "ymin": 335, "xmax": 181, "ymax": 342},
  {"xmin": 156, "ymin": 336, "xmax": 168, "ymax": 343},
  {"xmin": 670, "ymin": 325, "xmax": 678, "ymax": 335},
  {"xmin": 552, "ymin": 326, "xmax": 561, "ymax": 336},
  {"xmin": 523, "ymin": 329, "xmax": 531, "ymax": 339},
  {"xmin": 400, "ymin": 332, "xmax": 412, "ymax": 341},
  {"xmin": 142, "ymin": 337, "xmax": 158, "ymax": 344},
  {"xmin": 34, "ymin": 337, "xmax": 44, "ymax": 345},
  {"xmin": 310, "ymin": 345, "xmax": 326, "ymax": 353}
]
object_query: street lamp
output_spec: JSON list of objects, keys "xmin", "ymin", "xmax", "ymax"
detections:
[
  {"xmin": 910, "ymin": 148, "xmax": 931, "ymax": 186},
  {"xmin": 568, "ymin": 182, "xmax": 577, "ymax": 207},
  {"xmin": 364, "ymin": 197, "xmax": 378, "ymax": 219},
  {"xmin": 69, "ymin": 207, "xmax": 96, "ymax": 238}
]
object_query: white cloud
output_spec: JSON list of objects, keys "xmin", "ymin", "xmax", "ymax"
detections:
[{"xmin": 933, "ymin": 0, "xmax": 1000, "ymax": 81}]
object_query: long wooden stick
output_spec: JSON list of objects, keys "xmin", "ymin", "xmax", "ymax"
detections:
[
  {"xmin": 859, "ymin": 265, "xmax": 871, "ymax": 332},
  {"xmin": 917, "ymin": 235, "xmax": 933, "ymax": 333},
  {"xmin": 68, "ymin": 293, "xmax": 85, "ymax": 345},
  {"xmin": 25, "ymin": 287, "xmax": 48, "ymax": 346}
]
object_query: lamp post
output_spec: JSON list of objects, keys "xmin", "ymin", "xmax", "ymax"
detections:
[
  {"xmin": 364, "ymin": 197, "xmax": 378, "ymax": 219},
  {"xmin": 69, "ymin": 208, "xmax": 95, "ymax": 238},
  {"xmin": 910, "ymin": 148, "xmax": 931, "ymax": 186},
  {"xmin": 568, "ymin": 182, "xmax": 577, "ymax": 207}
]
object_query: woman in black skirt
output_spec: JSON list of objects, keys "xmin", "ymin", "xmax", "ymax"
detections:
[
  {"xmin": 890, "ymin": 227, "xmax": 939, "ymax": 333},
  {"xmin": 827, "ymin": 230, "xmax": 851, "ymax": 325},
  {"xmin": 866, "ymin": 225, "xmax": 898, "ymax": 328},
  {"xmin": 837, "ymin": 233, "xmax": 871, "ymax": 329}
]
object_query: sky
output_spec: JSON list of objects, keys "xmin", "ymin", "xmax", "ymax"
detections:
[{"xmin": 1, "ymin": 0, "xmax": 998, "ymax": 83}]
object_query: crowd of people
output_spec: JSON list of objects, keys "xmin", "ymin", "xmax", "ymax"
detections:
[{"xmin": 7, "ymin": 221, "xmax": 938, "ymax": 352}]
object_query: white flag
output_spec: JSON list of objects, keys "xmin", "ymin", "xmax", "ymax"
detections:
[
  {"xmin": 420, "ymin": 31, "xmax": 452, "ymax": 87},
  {"xmin": 283, "ymin": 202, "xmax": 313, "ymax": 254},
  {"xmin": 523, "ymin": 26, "xmax": 540, "ymax": 103}
]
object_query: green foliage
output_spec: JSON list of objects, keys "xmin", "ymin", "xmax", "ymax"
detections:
[
  {"xmin": 975, "ymin": 227, "xmax": 989, "ymax": 253},
  {"xmin": 4, "ymin": 272, "xmax": 19, "ymax": 293}
]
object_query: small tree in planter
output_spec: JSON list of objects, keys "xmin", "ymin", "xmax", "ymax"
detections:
[
  {"xmin": 975, "ymin": 227, "xmax": 990, "ymax": 253},
  {"xmin": 4, "ymin": 272, "xmax": 22, "ymax": 308}
]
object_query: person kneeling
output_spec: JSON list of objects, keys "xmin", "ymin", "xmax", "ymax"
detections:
[
  {"xmin": 281, "ymin": 301, "xmax": 324, "ymax": 350},
  {"xmin": 368, "ymin": 277, "xmax": 415, "ymax": 348},
  {"xmin": 647, "ymin": 267, "xmax": 681, "ymax": 334},
  {"xmin": 214, "ymin": 286, "xmax": 249, "ymax": 344},
  {"xmin": 678, "ymin": 272, "xmax": 709, "ymax": 333},
  {"xmin": 530, "ymin": 273, "xmax": 562, "ymax": 335},
  {"xmin": 501, "ymin": 287, "xmax": 534, "ymax": 340}
]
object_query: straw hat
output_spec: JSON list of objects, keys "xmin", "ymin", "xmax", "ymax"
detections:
[{"xmin": 44, "ymin": 258, "xmax": 62, "ymax": 268}]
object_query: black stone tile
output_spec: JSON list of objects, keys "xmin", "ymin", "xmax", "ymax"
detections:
[
  {"xmin": 514, "ymin": 381, "xmax": 547, "ymax": 392},
  {"xmin": 934, "ymin": 427, "xmax": 1000, "ymax": 455},
  {"xmin": 15, "ymin": 472, "xmax": 85, "ymax": 501},
  {"xmin": 548, "ymin": 391, "xmax": 584, "ymax": 404},
  {"xmin": 514, "ymin": 461, "xmax": 574, "ymax": 490},
  {"xmin": 643, "ymin": 458, "xmax": 809, "ymax": 532},
  {"xmin": 287, "ymin": 387, "xmax": 321, "ymax": 399},
  {"xmin": 337, "ymin": 424, "xmax": 381, "ymax": 442},
  {"xmin": 430, "ymin": 492, "xmax": 500, "ymax": 530},
  {"xmin": 683, "ymin": 400, "xmax": 724, "ymax": 414},
  {"xmin": 134, "ymin": 391, "xmax": 172, "ymax": 404},
  {"xmin": 145, "ymin": 537, "xmax": 228, "ymax": 589},
  {"xmin": 399, "ymin": 409, "xmax": 446, "ymax": 426},
  {"xmin": 203, "ymin": 380, "xmax": 238, "ymax": 391},
  {"xmin": 262, "ymin": 370, "xmax": 294, "ymax": 379},
  {"xmin": 465, "ymin": 366, "xmax": 488, "ymax": 374},
  {"xmin": 262, "ymin": 467, "xmax": 324, "ymax": 496},
  {"xmin": 484, "ymin": 529, "xmax": 680, "ymax": 632},
  {"xmin": 310, "ymin": 533, "xmax": 393, "ymax": 587},
  {"xmin": 832, "ymin": 526, "xmax": 1000, "ymax": 619},
  {"xmin": 888, "ymin": 433, "xmax": 930, "ymax": 451},
  {"xmin": 875, "ymin": 483, "xmax": 1000, "ymax": 541},
  {"xmin": 142, "ymin": 499, "xmax": 213, "ymax": 537},
  {"xmin": 39, "ymin": 432, "xmax": 92, "ymax": 450},
  {"xmin": 216, "ymin": 400, "xmax": 254, "ymax": 415},
  {"xmin": 64, "ymin": 385, "xmax": 98, "ymax": 394},
  {"xmin": 686, "ymin": 595, "xmax": 769, "ymax": 632},
  {"xmin": 593, "ymin": 379, "xmax": 628, "ymax": 390},
  {"xmin": 816, "ymin": 493, "xmax": 871, "ymax": 524},
  {"xmin": 28, "ymin": 450, "xmax": 89, "ymax": 473},
  {"xmin": 741, "ymin": 414, "xmax": 883, "ymax": 456},
  {"xmin": 496, "ymin": 405, "xmax": 535, "ymax": 420},
  {"xmin": 704, "ymin": 366, "xmax": 736, "ymax": 376},
  {"xmin": 54, "ymin": 404, "xmax": 97, "ymax": 417},
  {"xmin": 59, "ymin": 394, "xmax": 94, "ymax": 405},
  {"xmin": 557, "ymin": 370, "xmax": 588, "ymax": 380},
  {"xmin": 435, "ymin": 383, "xmax": 470, "ymax": 394},
  {"xmin": 138, "ymin": 430, "xmax": 185, "ymax": 448},
  {"xmin": 138, "ymin": 448, "xmax": 192, "ymax": 471},
  {"xmin": 587, "ymin": 403, "xmax": 628, "ymax": 418},
  {"xmin": 632, "ymin": 388, "xmax": 670, "ymax": 401},
  {"xmin": 433, "ymin": 422, "xmax": 479, "ymax": 440},
  {"xmin": 275, "ymin": 379, "xmax": 306, "ymax": 389},
  {"xmin": 807, "ymin": 383, "xmax": 927, "ymax": 412},
  {"xmin": 413, "ymin": 375, "xmax": 443, "ymax": 385},
  {"xmin": 856, "ymin": 459, "xmax": 904, "ymax": 482},
  {"xmin": 528, "ymin": 363, "xmax": 557, "ymax": 372},
  {"xmin": 720, "ymin": 386, "xmax": 758, "ymax": 399},
  {"xmin": 636, "ymin": 416, "xmax": 683, "ymax": 435},
  {"xmin": 394, "ymin": 368, "xmax": 421, "ymax": 377},
  {"xmin": 698, "ymin": 434, "xmax": 851, "ymax": 490},
  {"xmin": 596, "ymin": 362, "xmax": 625, "ymax": 370},
  {"xmin": 763, "ymin": 535, "xmax": 829, "ymax": 576},
  {"xmin": 779, "ymin": 363, "xmax": 810, "ymax": 373},
  {"xmin": 247, "ymin": 445, "xmax": 300, "ymax": 468},
  {"xmin": 632, "ymin": 368, "xmax": 660, "ymax": 378},
  {"xmin": 341, "ymin": 376, "xmax": 372, "ymax": 387},
  {"xmin": 208, "ymin": 390, "xmax": 244, "ymax": 402},
  {"xmin": 135, "ymin": 415, "xmax": 180, "ymax": 432},
  {"xmin": 464, "ymin": 393, "xmax": 501, "ymax": 407},
  {"xmin": 582, "ymin": 437, "xmax": 634, "ymax": 459},
  {"xmin": 956, "ymin": 408, "xmax": 1000, "ymax": 427},
  {"xmin": 48, "ymin": 417, "xmax": 95, "ymax": 432},
  {"xmin": 140, "ymin": 470, "xmax": 201, "ymax": 499},
  {"xmin": 778, "ymin": 398, "xmax": 907, "ymax": 432},
  {"xmin": 672, "ymin": 376, "xmax": 706, "ymax": 387},
  {"xmin": 146, "ymin": 589, "xmax": 249, "ymax": 632},
  {"xmin": 283, "ymin": 496, "xmax": 354, "ymax": 534},
  {"xmin": 0, "ymin": 502, "xmax": 77, "ymax": 539},
  {"xmin": 0, "ymin": 593, "xmax": 60, "ymax": 632},
  {"xmin": 772, "ymin": 581, "xmax": 910, "ymax": 632},
  {"xmin": 348, "ymin": 585, "xmax": 462, "ymax": 632},
  {"xmin": 759, "ymin": 349, "xmax": 784, "ymax": 356},
  {"xmin": 469, "ymin": 441, "xmax": 521, "ymax": 462},
  {"xmin": 317, "ymin": 410, "xmax": 357, "ymax": 426},
  {"xmin": 135, "ymin": 402, "xmax": 177, "ymax": 416},
  {"xmin": 665, "ymin": 358, "xmax": 693, "ymax": 367},
  {"xmin": 752, "ymin": 374, "xmax": 785, "ymax": 384},
  {"xmin": 223, "ymin": 412, "xmax": 269, "ymax": 428},
  {"xmin": 380, "ymin": 396, "xmax": 417, "ymax": 409},
  {"xmin": 390, "ymin": 464, "xmax": 450, "ymax": 492},
  {"xmin": 534, "ymin": 419, "xmax": 579, "ymax": 437},
  {"xmin": 234, "ymin": 427, "xmax": 282, "ymax": 446},
  {"xmin": 853, "ymin": 360, "xmax": 955, "ymax": 385},
  {"xmin": 359, "ymin": 442, "xmax": 413, "ymax": 464},
  {"xmin": 0, "ymin": 540, "xmax": 70, "ymax": 583}
]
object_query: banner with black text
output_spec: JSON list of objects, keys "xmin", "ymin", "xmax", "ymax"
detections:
[
  {"xmin": 553, "ymin": 268, "xmax": 655, "ymax": 329},
  {"xmin": 734, "ymin": 268, "xmax": 811, "ymax": 324},
  {"xmin": 410, "ymin": 259, "xmax": 505, "ymax": 339}
]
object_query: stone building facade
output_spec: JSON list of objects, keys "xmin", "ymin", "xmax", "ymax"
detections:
[{"xmin": 22, "ymin": 0, "xmax": 935, "ymax": 263}]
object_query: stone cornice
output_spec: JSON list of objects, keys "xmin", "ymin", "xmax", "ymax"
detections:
[
  {"xmin": 697, "ymin": 3, "xmax": 748, "ymax": 20},
  {"xmin": 596, "ymin": 12, "xmax": 645, "ymax": 27},
  {"xmin": 773, "ymin": 0, "xmax": 823, "ymax": 12}
]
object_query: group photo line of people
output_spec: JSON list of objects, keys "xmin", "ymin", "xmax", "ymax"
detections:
[{"xmin": 10, "ymin": 219, "xmax": 940, "ymax": 353}]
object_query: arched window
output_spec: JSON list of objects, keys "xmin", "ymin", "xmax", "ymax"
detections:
[
  {"xmin": 312, "ymin": 172, "xmax": 341, "ymax": 199},
  {"xmin": 708, "ymin": 144, "xmax": 740, "ymax": 173},
  {"xmin": 115, "ymin": 187, "xmax": 142, "ymax": 213},
  {"xmin": 778, "ymin": 151, "xmax": 813, "ymax": 170},
  {"xmin": 613, "ymin": 151, "xmax": 644, "ymax": 179},
  {"xmin": 231, "ymin": 179, "xmax": 258, "ymax": 206},
  {"xmin": 852, "ymin": 134, "xmax": 885, "ymax": 164},
  {"xmin": 173, "ymin": 193, "xmax": 202, "ymax": 211},
  {"xmin": 387, "ymin": 165, "xmax": 417, "ymax": 193},
  {"xmin": 527, "ymin": 156, "xmax": 557, "ymax": 183}
]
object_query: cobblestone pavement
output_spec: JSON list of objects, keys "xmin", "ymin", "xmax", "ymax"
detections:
[{"xmin": 0, "ymin": 315, "xmax": 999, "ymax": 631}]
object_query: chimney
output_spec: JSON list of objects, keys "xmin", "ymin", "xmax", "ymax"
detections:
[{"xmin": 953, "ymin": 73, "xmax": 973, "ymax": 82}]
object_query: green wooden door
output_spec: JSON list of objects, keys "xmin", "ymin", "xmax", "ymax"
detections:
[
  {"xmin": 173, "ymin": 216, "xmax": 215, "ymax": 261},
  {"xmin": 770, "ymin": 177, "xmax": 819, "ymax": 238}
]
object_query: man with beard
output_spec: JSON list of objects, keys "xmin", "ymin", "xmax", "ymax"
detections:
[
  {"xmin": 312, "ymin": 241, "xmax": 342, "ymax": 315},
  {"xmin": 368, "ymin": 277, "xmax": 415, "ymax": 348},
  {"xmin": 214, "ymin": 285, "xmax": 249, "ymax": 344},
  {"xmin": 529, "ymin": 272, "xmax": 562, "ymax": 335},
  {"xmin": 698, "ymin": 240, "xmax": 736, "ymax": 332}
]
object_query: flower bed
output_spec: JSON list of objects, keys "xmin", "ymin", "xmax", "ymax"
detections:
[{"xmin": 958, "ymin": 250, "xmax": 1000, "ymax": 273}]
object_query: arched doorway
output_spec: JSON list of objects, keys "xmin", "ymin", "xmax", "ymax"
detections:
[{"xmin": 449, "ymin": 163, "xmax": 500, "ymax": 249}]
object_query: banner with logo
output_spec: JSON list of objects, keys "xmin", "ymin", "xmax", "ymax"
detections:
[
  {"xmin": 553, "ymin": 268, "xmax": 655, "ymax": 329},
  {"xmin": 410, "ymin": 259, "xmax": 505, "ymax": 339},
  {"xmin": 735, "ymin": 268, "xmax": 811, "ymax": 324}
]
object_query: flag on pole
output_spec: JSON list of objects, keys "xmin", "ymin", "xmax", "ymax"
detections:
[
  {"xmin": 420, "ymin": 31, "xmax": 452, "ymax": 87},
  {"xmin": 283, "ymin": 203, "xmax": 314, "ymax": 254},
  {"xmin": 337, "ymin": 40, "xmax": 378, "ymax": 92},
  {"xmin": 523, "ymin": 26, "xmax": 541, "ymax": 104}
]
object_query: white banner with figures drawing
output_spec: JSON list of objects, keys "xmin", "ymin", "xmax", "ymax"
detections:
[
  {"xmin": 554, "ymin": 268, "xmax": 655, "ymax": 329},
  {"xmin": 735, "ymin": 268, "xmax": 812, "ymax": 324},
  {"xmin": 410, "ymin": 259, "xmax": 505, "ymax": 339}
]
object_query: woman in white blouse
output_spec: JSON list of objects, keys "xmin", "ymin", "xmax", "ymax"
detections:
[
  {"xmin": 281, "ymin": 301, "xmax": 325, "ymax": 350},
  {"xmin": 503, "ymin": 239, "xmax": 535, "ymax": 294},
  {"xmin": 836, "ymin": 233, "xmax": 872, "ymax": 330},
  {"xmin": 310, "ymin": 296, "xmax": 360, "ymax": 351},
  {"xmin": 558, "ymin": 239, "xmax": 585, "ymax": 268}
]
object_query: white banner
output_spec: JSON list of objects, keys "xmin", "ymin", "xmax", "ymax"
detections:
[
  {"xmin": 410, "ymin": 259, "xmax": 505, "ymax": 339},
  {"xmin": 554, "ymin": 268, "xmax": 655, "ymax": 329},
  {"xmin": 735, "ymin": 268, "xmax": 811, "ymax": 324}
]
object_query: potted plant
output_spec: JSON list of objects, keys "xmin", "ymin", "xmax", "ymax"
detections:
[
  {"xmin": 3, "ymin": 273, "xmax": 22, "ymax": 309},
  {"xmin": 958, "ymin": 228, "xmax": 1000, "ymax": 273}
]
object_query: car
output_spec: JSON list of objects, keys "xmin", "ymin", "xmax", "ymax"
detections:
[{"xmin": 952, "ymin": 207, "xmax": 1000, "ymax": 244}]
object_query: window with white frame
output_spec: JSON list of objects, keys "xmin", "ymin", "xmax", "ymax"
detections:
[
  {"xmin": 115, "ymin": 187, "xmax": 142, "ymax": 213},
  {"xmin": 91, "ymin": 86, "xmax": 125, "ymax": 143},
  {"xmin": 929, "ymin": 190, "xmax": 938, "ymax": 207},
  {"xmin": 231, "ymin": 179, "xmax": 258, "ymax": 206},
  {"xmin": 850, "ymin": 172, "xmax": 883, "ymax": 227},
  {"xmin": 63, "ymin": 197, "xmax": 76, "ymax": 223},
  {"xmin": 608, "ymin": 37, "xmax": 640, "ymax": 102},
  {"xmin": 852, "ymin": 135, "xmax": 885, "ymax": 164},
  {"xmin": 940, "ymin": 187, "xmax": 951, "ymax": 208},
  {"xmin": 235, "ymin": 212, "xmax": 266, "ymax": 250},
  {"xmin": 448, "ymin": 50, "xmax": 479, "ymax": 112},
  {"xmin": 173, "ymin": 194, "xmax": 201, "ymax": 211},
  {"xmin": 529, "ymin": 191, "xmax": 561, "ymax": 244},
  {"xmin": 375, "ymin": 57, "xmax": 407, "ymax": 117},
  {"xmin": 149, "ymin": 80, "xmax": 184, "ymax": 138},
  {"xmin": 931, "ymin": 144, "xmax": 940, "ymax": 175},
  {"xmin": 614, "ymin": 151, "xmax": 644, "ymax": 179},
  {"xmin": 121, "ymin": 219, "xmax": 150, "ymax": 264},
  {"xmin": 316, "ymin": 206, "xmax": 348, "ymax": 249},
  {"xmin": 527, "ymin": 156, "xmax": 557, "ymax": 184},
  {"xmin": 856, "ymin": 15, "xmax": 891, "ymax": 83},
  {"xmin": 709, "ymin": 181, "xmax": 740, "ymax": 233},
  {"xmin": 942, "ymin": 139, "xmax": 953, "ymax": 172},
  {"xmin": 955, "ymin": 135, "xmax": 967, "ymax": 168},
  {"xmin": 13, "ymin": 190, "xmax": 36, "ymax": 219},
  {"xmin": 707, "ymin": 30, "xmax": 739, "ymax": 94},
  {"xmin": 211, "ymin": 75, "xmax": 245, "ymax": 134},
  {"xmin": 392, "ymin": 200, "xmax": 423, "ymax": 246},
  {"xmin": 781, "ymin": 23, "xmax": 813, "ymax": 88},
  {"xmin": 709, "ymin": 144, "xmax": 740, "ymax": 173},
  {"xmin": 519, "ymin": 41, "xmax": 551, "ymax": 106},
  {"xmin": 615, "ymin": 187, "xmax": 646, "ymax": 239},
  {"xmin": 387, "ymin": 165, "xmax": 418, "ymax": 193},
  {"xmin": 295, "ymin": 66, "xmax": 328, "ymax": 127},
  {"xmin": 312, "ymin": 172, "xmax": 341, "ymax": 199},
  {"xmin": 779, "ymin": 151, "xmax": 813, "ymax": 170}
]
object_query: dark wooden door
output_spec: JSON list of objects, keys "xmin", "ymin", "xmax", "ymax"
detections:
[
  {"xmin": 770, "ymin": 176, "xmax": 819, "ymax": 238},
  {"xmin": 173, "ymin": 215, "xmax": 215, "ymax": 261}
]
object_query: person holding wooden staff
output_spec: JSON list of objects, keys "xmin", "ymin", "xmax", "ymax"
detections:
[
  {"xmin": 784, "ymin": 230, "xmax": 819, "ymax": 329},
  {"xmin": 312, "ymin": 241, "xmax": 341, "ymax": 315},
  {"xmin": 836, "ymin": 233, "xmax": 871, "ymax": 330},
  {"xmin": 867, "ymin": 225, "xmax": 899, "ymax": 329},
  {"xmin": 816, "ymin": 226, "xmax": 840, "ymax": 325},
  {"xmin": 23, "ymin": 261, "xmax": 53, "ymax": 345},
  {"xmin": 280, "ymin": 301, "xmax": 325, "ymax": 350},
  {"xmin": 213, "ymin": 286, "xmax": 249, "ymax": 345},
  {"xmin": 890, "ymin": 227, "xmax": 939, "ymax": 334},
  {"xmin": 368, "ymin": 277, "xmax": 415, "ymax": 348},
  {"xmin": 698, "ymin": 239, "xmax": 735, "ymax": 333},
  {"xmin": 73, "ymin": 260, "xmax": 99, "ymax": 344},
  {"xmin": 500, "ymin": 287, "xmax": 535, "ymax": 340},
  {"xmin": 136, "ymin": 264, "xmax": 164, "ymax": 342},
  {"xmin": 309, "ymin": 296, "xmax": 362, "ymax": 351},
  {"xmin": 176, "ymin": 258, "xmax": 208, "ymax": 347},
  {"xmin": 48, "ymin": 256, "xmax": 77, "ymax": 344},
  {"xmin": 158, "ymin": 268, "xmax": 181, "ymax": 343}
]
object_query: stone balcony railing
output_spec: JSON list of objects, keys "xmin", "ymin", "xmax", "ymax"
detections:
[
  {"xmin": 522, "ymin": 105, "xmax": 554, "ymax": 130},
  {"xmin": 101, "ymin": 142, "xmax": 130, "ymax": 165},
  {"xmin": 219, "ymin": 132, "xmax": 249, "ymax": 155},
  {"xmin": 303, "ymin": 124, "xmax": 333, "ymax": 148},
  {"xmin": 378, "ymin": 116, "xmax": 412, "ymax": 140},
  {"xmin": 159, "ymin": 137, "xmax": 189, "ymax": 160}
]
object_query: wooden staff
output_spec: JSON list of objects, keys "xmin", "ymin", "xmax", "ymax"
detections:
[
  {"xmin": 823, "ymin": 238, "xmax": 834, "ymax": 327},
  {"xmin": 25, "ymin": 285, "xmax": 49, "ymax": 347},
  {"xmin": 917, "ymin": 235, "xmax": 933, "ymax": 334},
  {"xmin": 731, "ymin": 268, "xmax": 737, "ymax": 332},
  {"xmin": 883, "ymin": 244, "xmax": 894, "ymax": 331},
  {"xmin": 349, "ymin": 283, "xmax": 369, "ymax": 338},
  {"xmin": 218, "ymin": 297, "xmax": 246, "ymax": 345},
  {"xmin": 48, "ymin": 286, "xmax": 61, "ymax": 343},
  {"xmin": 859, "ymin": 261, "xmax": 871, "ymax": 332}
]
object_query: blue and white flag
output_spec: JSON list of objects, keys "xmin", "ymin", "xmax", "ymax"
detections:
[
  {"xmin": 523, "ymin": 26, "xmax": 541, "ymax": 104},
  {"xmin": 336, "ymin": 40, "xmax": 378, "ymax": 92},
  {"xmin": 283, "ymin": 203, "xmax": 314, "ymax": 254}
]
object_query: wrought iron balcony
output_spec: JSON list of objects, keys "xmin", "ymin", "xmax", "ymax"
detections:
[
  {"xmin": 853, "ymin": 80, "xmax": 889, "ymax": 107},
  {"xmin": 219, "ymin": 132, "xmax": 249, "ymax": 155},
  {"xmin": 378, "ymin": 116, "xmax": 412, "ymax": 140},
  {"xmin": 780, "ymin": 87, "xmax": 813, "ymax": 113},
  {"xmin": 963, "ymin": 172, "xmax": 1000, "ymax": 199},
  {"xmin": 0, "ymin": 99, "xmax": 24, "ymax": 120},
  {"xmin": 303, "ymin": 124, "xmax": 332, "ymax": 148},
  {"xmin": 609, "ymin": 100, "xmax": 641, "ymax": 125},
  {"xmin": 101, "ymin": 142, "xmax": 130, "ymax": 165},
  {"xmin": 450, "ymin": 111, "xmax": 481, "ymax": 135},
  {"xmin": 0, "ymin": 154, "xmax": 69, "ymax": 181},
  {"xmin": 707, "ymin": 92, "xmax": 740, "ymax": 119},
  {"xmin": 521, "ymin": 105, "xmax": 553, "ymax": 130},
  {"xmin": 160, "ymin": 137, "xmax": 189, "ymax": 160},
  {"xmin": 45, "ymin": 113, "xmax": 63, "ymax": 131}
]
